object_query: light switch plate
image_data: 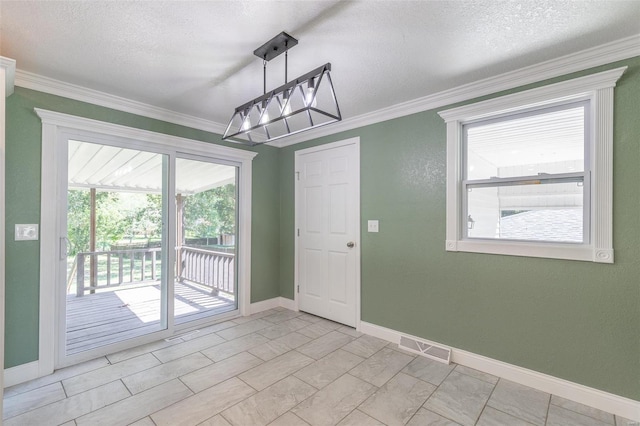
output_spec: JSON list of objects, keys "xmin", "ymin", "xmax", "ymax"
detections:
[
  {"xmin": 367, "ymin": 220, "xmax": 379, "ymax": 233},
  {"xmin": 15, "ymin": 224, "xmax": 39, "ymax": 241}
]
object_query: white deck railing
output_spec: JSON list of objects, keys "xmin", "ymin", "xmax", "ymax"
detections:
[
  {"xmin": 75, "ymin": 246, "xmax": 234, "ymax": 296},
  {"xmin": 177, "ymin": 247, "xmax": 235, "ymax": 295}
]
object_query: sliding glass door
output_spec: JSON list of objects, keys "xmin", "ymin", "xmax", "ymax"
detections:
[
  {"xmin": 174, "ymin": 157, "xmax": 239, "ymax": 325},
  {"xmin": 64, "ymin": 140, "xmax": 171, "ymax": 356},
  {"xmin": 60, "ymin": 140, "xmax": 241, "ymax": 364}
]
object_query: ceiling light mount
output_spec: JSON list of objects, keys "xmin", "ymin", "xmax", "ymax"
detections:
[
  {"xmin": 223, "ymin": 31, "xmax": 342, "ymax": 145},
  {"xmin": 253, "ymin": 31, "xmax": 298, "ymax": 62}
]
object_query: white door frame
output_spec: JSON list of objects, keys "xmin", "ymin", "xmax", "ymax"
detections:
[
  {"xmin": 294, "ymin": 137, "xmax": 361, "ymax": 330},
  {"xmin": 37, "ymin": 109, "xmax": 256, "ymax": 372},
  {"xmin": 0, "ymin": 56, "xmax": 16, "ymax": 407}
]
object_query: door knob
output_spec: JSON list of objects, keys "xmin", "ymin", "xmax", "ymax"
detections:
[{"xmin": 347, "ymin": 241, "xmax": 355, "ymax": 248}]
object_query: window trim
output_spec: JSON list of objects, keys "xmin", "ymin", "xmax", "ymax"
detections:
[{"xmin": 438, "ymin": 67, "xmax": 627, "ymax": 263}]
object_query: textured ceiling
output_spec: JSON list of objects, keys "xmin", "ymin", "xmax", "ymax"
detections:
[{"xmin": 1, "ymin": 1, "xmax": 639, "ymax": 135}]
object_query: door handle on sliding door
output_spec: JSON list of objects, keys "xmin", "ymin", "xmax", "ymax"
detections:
[{"xmin": 60, "ymin": 237, "xmax": 70, "ymax": 260}]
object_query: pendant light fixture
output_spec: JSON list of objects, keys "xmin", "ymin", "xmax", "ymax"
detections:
[{"xmin": 222, "ymin": 31, "xmax": 342, "ymax": 145}]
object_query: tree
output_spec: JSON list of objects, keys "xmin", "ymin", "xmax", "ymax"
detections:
[
  {"xmin": 213, "ymin": 184, "xmax": 236, "ymax": 235},
  {"xmin": 130, "ymin": 194, "xmax": 163, "ymax": 241},
  {"xmin": 183, "ymin": 184, "xmax": 236, "ymax": 239},
  {"xmin": 67, "ymin": 190, "xmax": 164, "ymax": 254},
  {"xmin": 95, "ymin": 192, "xmax": 128, "ymax": 250},
  {"xmin": 66, "ymin": 184, "xmax": 234, "ymax": 256},
  {"xmin": 67, "ymin": 189, "xmax": 91, "ymax": 255}
]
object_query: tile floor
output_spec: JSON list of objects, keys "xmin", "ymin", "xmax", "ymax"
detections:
[{"xmin": 3, "ymin": 308, "xmax": 637, "ymax": 426}]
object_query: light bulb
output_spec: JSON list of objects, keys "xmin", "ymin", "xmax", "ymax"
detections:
[
  {"xmin": 305, "ymin": 88, "xmax": 317, "ymax": 107},
  {"xmin": 240, "ymin": 108, "xmax": 252, "ymax": 131},
  {"xmin": 260, "ymin": 101, "xmax": 269, "ymax": 124},
  {"xmin": 305, "ymin": 78, "xmax": 317, "ymax": 107}
]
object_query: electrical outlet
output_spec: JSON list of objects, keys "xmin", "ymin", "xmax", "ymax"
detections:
[
  {"xmin": 367, "ymin": 220, "xmax": 379, "ymax": 233},
  {"xmin": 15, "ymin": 224, "xmax": 39, "ymax": 241}
]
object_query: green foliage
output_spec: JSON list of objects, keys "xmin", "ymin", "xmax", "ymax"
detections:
[
  {"xmin": 67, "ymin": 185, "xmax": 235, "ymax": 255},
  {"xmin": 67, "ymin": 190, "xmax": 91, "ymax": 255},
  {"xmin": 214, "ymin": 184, "xmax": 237, "ymax": 235},
  {"xmin": 183, "ymin": 184, "xmax": 236, "ymax": 239},
  {"xmin": 130, "ymin": 194, "xmax": 163, "ymax": 240},
  {"xmin": 95, "ymin": 192, "xmax": 128, "ymax": 250}
]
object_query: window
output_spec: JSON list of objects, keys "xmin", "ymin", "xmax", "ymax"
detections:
[
  {"xmin": 438, "ymin": 67, "xmax": 626, "ymax": 263},
  {"xmin": 464, "ymin": 102, "xmax": 588, "ymax": 244}
]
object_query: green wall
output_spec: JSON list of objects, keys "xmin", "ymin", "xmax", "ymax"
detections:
[
  {"xmin": 279, "ymin": 57, "xmax": 640, "ymax": 400},
  {"xmin": 5, "ymin": 57, "xmax": 639, "ymax": 401},
  {"xmin": 4, "ymin": 87, "xmax": 281, "ymax": 368}
]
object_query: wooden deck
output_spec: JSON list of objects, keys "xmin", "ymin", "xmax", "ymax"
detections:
[{"xmin": 66, "ymin": 281, "xmax": 236, "ymax": 355}]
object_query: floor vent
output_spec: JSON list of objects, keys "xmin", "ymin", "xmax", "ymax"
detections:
[{"xmin": 399, "ymin": 335, "xmax": 451, "ymax": 364}]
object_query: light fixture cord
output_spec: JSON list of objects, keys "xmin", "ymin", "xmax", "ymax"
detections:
[
  {"xmin": 263, "ymin": 57, "xmax": 267, "ymax": 95},
  {"xmin": 284, "ymin": 41, "xmax": 288, "ymax": 84}
]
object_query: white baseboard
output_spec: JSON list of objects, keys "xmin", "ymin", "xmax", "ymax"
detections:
[
  {"xmin": 279, "ymin": 297, "xmax": 296, "ymax": 311},
  {"xmin": 249, "ymin": 297, "xmax": 297, "ymax": 315},
  {"xmin": 3, "ymin": 361, "xmax": 40, "ymax": 388},
  {"xmin": 249, "ymin": 298, "xmax": 280, "ymax": 314},
  {"xmin": 9, "ymin": 307, "xmax": 635, "ymax": 420},
  {"xmin": 360, "ymin": 321, "xmax": 640, "ymax": 421}
]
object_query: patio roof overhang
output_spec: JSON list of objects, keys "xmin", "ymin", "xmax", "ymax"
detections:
[{"xmin": 68, "ymin": 139, "xmax": 236, "ymax": 195}]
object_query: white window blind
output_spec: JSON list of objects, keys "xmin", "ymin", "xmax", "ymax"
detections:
[{"xmin": 463, "ymin": 102, "xmax": 588, "ymax": 244}]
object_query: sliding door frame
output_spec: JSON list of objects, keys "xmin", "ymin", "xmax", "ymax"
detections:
[
  {"xmin": 173, "ymin": 152, "xmax": 242, "ymax": 331},
  {"xmin": 55, "ymin": 131, "xmax": 176, "ymax": 367},
  {"xmin": 37, "ymin": 109, "xmax": 256, "ymax": 371}
]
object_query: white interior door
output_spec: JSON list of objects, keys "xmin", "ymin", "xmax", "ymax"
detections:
[{"xmin": 296, "ymin": 138, "xmax": 359, "ymax": 327}]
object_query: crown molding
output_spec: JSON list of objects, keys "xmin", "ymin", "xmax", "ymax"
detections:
[
  {"xmin": 11, "ymin": 34, "xmax": 640, "ymax": 148},
  {"xmin": 15, "ymin": 70, "xmax": 229, "ymax": 135},
  {"xmin": 0, "ymin": 56, "xmax": 16, "ymax": 97},
  {"xmin": 272, "ymin": 34, "xmax": 640, "ymax": 148},
  {"xmin": 438, "ymin": 66, "xmax": 627, "ymax": 121}
]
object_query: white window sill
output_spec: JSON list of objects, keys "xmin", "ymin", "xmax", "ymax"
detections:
[{"xmin": 446, "ymin": 239, "xmax": 613, "ymax": 263}]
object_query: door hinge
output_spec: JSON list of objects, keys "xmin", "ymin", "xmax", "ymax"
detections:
[
  {"xmin": 296, "ymin": 171, "xmax": 300, "ymax": 181},
  {"xmin": 297, "ymin": 228, "xmax": 300, "ymax": 237},
  {"xmin": 297, "ymin": 285, "xmax": 300, "ymax": 293}
]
